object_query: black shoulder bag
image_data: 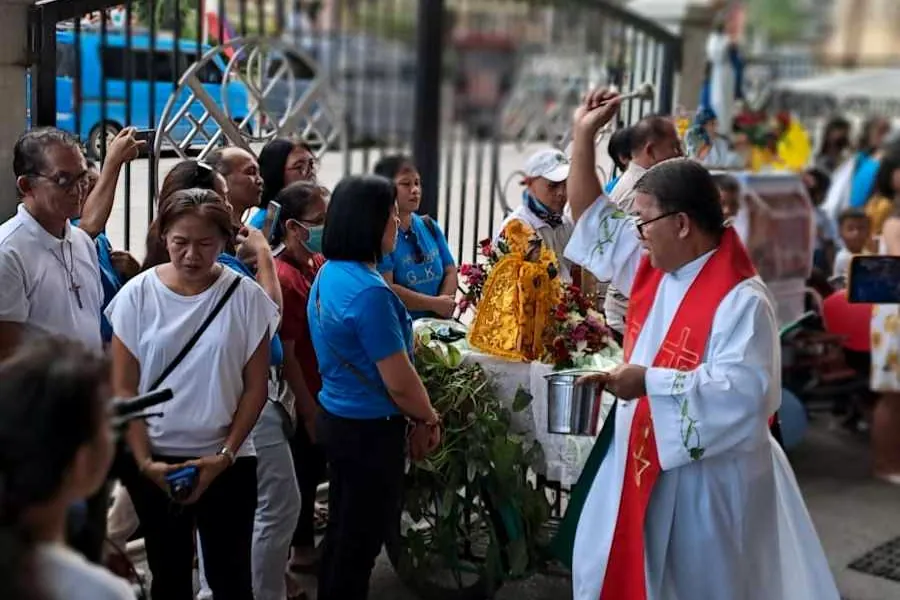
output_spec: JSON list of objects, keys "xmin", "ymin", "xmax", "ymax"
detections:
[{"xmin": 148, "ymin": 274, "xmax": 242, "ymax": 391}]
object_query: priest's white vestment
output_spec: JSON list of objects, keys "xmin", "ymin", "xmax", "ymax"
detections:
[{"xmin": 562, "ymin": 197, "xmax": 840, "ymax": 600}]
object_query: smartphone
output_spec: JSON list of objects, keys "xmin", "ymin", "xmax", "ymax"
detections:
[
  {"xmin": 133, "ymin": 128, "xmax": 155, "ymax": 158},
  {"xmin": 261, "ymin": 201, "xmax": 282, "ymax": 244},
  {"xmin": 164, "ymin": 466, "xmax": 199, "ymax": 502},
  {"xmin": 847, "ymin": 255, "xmax": 900, "ymax": 304}
]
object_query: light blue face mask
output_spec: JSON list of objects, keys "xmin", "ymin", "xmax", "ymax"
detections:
[{"xmin": 302, "ymin": 224, "xmax": 324, "ymax": 253}]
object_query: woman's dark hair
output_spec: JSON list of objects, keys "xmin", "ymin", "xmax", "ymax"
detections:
[
  {"xmin": 158, "ymin": 160, "xmax": 220, "ymax": 207},
  {"xmin": 271, "ymin": 181, "xmax": 328, "ymax": 246},
  {"xmin": 259, "ymin": 138, "xmax": 314, "ymax": 208},
  {"xmin": 875, "ymin": 152, "xmax": 900, "ymax": 200},
  {"xmin": 818, "ymin": 116, "xmax": 851, "ymax": 156},
  {"xmin": 143, "ymin": 162, "xmax": 224, "ymax": 270},
  {"xmin": 634, "ymin": 158, "xmax": 725, "ymax": 237},
  {"xmin": 804, "ymin": 167, "xmax": 832, "ymax": 204},
  {"xmin": 322, "ymin": 175, "xmax": 395, "ymax": 263},
  {"xmin": 0, "ymin": 336, "xmax": 109, "ymax": 600},
  {"xmin": 373, "ymin": 154, "xmax": 416, "ymax": 180},
  {"xmin": 157, "ymin": 188, "xmax": 234, "ymax": 240},
  {"xmin": 608, "ymin": 127, "xmax": 633, "ymax": 172}
]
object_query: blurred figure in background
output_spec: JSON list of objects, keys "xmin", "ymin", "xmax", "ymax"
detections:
[
  {"xmin": 253, "ymin": 138, "xmax": 318, "ymax": 230},
  {"xmin": 604, "ymin": 126, "xmax": 632, "ymax": 194},
  {"xmin": 814, "ymin": 116, "xmax": 852, "ymax": 176},
  {"xmin": 0, "ymin": 336, "xmax": 133, "ymax": 600},
  {"xmin": 867, "ymin": 152, "xmax": 900, "ymax": 237},
  {"xmin": 833, "ymin": 208, "xmax": 871, "ymax": 281}
]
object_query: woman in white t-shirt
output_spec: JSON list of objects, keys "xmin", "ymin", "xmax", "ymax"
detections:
[
  {"xmin": 0, "ymin": 336, "xmax": 134, "ymax": 600},
  {"xmin": 107, "ymin": 189, "xmax": 279, "ymax": 600}
]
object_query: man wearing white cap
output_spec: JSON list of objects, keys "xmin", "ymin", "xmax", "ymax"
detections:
[{"xmin": 496, "ymin": 148, "xmax": 575, "ymax": 281}]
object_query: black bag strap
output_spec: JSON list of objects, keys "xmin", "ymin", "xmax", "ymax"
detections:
[{"xmin": 148, "ymin": 274, "xmax": 242, "ymax": 391}]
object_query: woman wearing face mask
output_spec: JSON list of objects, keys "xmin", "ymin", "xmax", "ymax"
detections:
[
  {"xmin": 270, "ymin": 181, "xmax": 329, "ymax": 577},
  {"xmin": 374, "ymin": 155, "xmax": 458, "ymax": 320}
]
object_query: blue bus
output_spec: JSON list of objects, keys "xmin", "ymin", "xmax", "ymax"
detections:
[{"xmin": 30, "ymin": 28, "xmax": 249, "ymax": 158}]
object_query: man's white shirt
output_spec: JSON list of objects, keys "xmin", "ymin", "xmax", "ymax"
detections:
[{"xmin": 0, "ymin": 204, "xmax": 103, "ymax": 353}]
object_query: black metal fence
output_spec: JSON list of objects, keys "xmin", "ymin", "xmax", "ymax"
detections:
[{"xmin": 28, "ymin": 0, "xmax": 680, "ymax": 263}]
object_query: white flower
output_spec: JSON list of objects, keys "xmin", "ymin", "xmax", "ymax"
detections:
[
  {"xmin": 575, "ymin": 340, "xmax": 589, "ymax": 353},
  {"xmin": 566, "ymin": 311, "xmax": 582, "ymax": 326}
]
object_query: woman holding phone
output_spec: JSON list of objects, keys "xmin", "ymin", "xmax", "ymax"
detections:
[
  {"xmin": 108, "ymin": 189, "xmax": 279, "ymax": 600},
  {"xmin": 309, "ymin": 175, "xmax": 441, "ymax": 599}
]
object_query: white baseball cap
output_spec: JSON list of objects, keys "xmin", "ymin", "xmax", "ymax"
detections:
[{"xmin": 523, "ymin": 149, "xmax": 571, "ymax": 183}]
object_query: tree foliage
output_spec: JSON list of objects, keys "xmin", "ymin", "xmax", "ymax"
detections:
[{"xmin": 745, "ymin": 0, "xmax": 805, "ymax": 45}]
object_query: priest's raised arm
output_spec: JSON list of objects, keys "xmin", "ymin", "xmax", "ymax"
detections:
[{"xmin": 565, "ymin": 88, "xmax": 642, "ymax": 297}]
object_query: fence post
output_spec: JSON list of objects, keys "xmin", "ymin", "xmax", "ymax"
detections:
[
  {"xmin": 412, "ymin": 0, "xmax": 444, "ymax": 219},
  {"xmin": 29, "ymin": 2, "xmax": 58, "ymax": 128},
  {"xmin": 658, "ymin": 40, "xmax": 679, "ymax": 116}
]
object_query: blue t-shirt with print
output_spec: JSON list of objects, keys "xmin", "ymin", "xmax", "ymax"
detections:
[
  {"xmin": 377, "ymin": 213, "xmax": 455, "ymax": 320},
  {"xmin": 308, "ymin": 261, "xmax": 412, "ymax": 419},
  {"xmin": 217, "ymin": 252, "xmax": 284, "ymax": 366}
]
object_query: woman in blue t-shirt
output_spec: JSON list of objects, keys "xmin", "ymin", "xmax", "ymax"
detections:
[
  {"xmin": 308, "ymin": 175, "xmax": 441, "ymax": 600},
  {"xmin": 373, "ymin": 155, "xmax": 458, "ymax": 320}
]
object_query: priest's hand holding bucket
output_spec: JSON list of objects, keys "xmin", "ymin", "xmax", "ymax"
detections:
[{"xmin": 578, "ymin": 364, "xmax": 648, "ymax": 400}]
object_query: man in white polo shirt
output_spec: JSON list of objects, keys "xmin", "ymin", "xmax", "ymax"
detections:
[
  {"xmin": 495, "ymin": 148, "xmax": 576, "ymax": 281},
  {"xmin": 0, "ymin": 127, "xmax": 103, "ymax": 358}
]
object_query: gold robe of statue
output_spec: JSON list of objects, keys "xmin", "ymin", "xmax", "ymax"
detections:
[{"xmin": 468, "ymin": 220, "xmax": 562, "ymax": 362}]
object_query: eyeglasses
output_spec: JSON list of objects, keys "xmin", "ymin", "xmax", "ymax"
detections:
[
  {"xmin": 402, "ymin": 228, "xmax": 426, "ymax": 264},
  {"xmin": 287, "ymin": 158, "xmax": 318, "ymax": 174},
  {"xmin": 632, "ymin": 212, "xmax": 678, "ymax": 240},
  {"xmin": 31, "ymin": 170, "xmax": 93, "ymax": 195}
]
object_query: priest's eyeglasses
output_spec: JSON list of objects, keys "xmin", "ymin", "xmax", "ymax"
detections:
[{"xmin": 632, "ymin": 212, "xmax": 678, "ymax": 239}]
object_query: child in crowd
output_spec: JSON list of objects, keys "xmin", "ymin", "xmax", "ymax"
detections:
[{"xmin": 833, "ymin": 208, "xmax": 872, "ymax": 281}]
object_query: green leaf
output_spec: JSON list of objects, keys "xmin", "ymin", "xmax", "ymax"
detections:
[
  {"xmin": 689, "ymin": 447, "xmax": 705, "ymax": 461},
  {"xmin": 512, "ymin": 387, "xmax": 533, "ymax": 412},
  {"xmin": 447, "ymin": 344, "xmax": 463, "ymax": 368},
  {"xmin": 466, "ymin": 462, "xmax": 477, "ymax": 483}
]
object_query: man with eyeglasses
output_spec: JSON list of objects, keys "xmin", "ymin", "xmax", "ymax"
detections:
[
  {"xmin": 557, "ymin": 89, "xmax": 839, "ymax": 600},
  {"xmin": 0, "ymin": 128, "xmax": 105, "ymax": 360}
]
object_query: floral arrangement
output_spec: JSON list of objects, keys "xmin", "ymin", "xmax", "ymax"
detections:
[
  {"xmin": 457, "ymin": 237, "xmax": 509, "ymax": 314},
  {"xmin": 542, "ymin": 284, "xmax": 612, "ymax": 370}
]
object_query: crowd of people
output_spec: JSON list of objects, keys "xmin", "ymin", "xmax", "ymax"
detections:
[
  {"xmin": 0, "ymin": 87, "xmax": 898, "ymax": 600},
  {"xmin": 0, "ymin": 125, "xmax": 447, "ymax": 600}
]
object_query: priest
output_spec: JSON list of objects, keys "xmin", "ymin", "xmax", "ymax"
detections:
[{"xmin": 555, "ymin": 88, "xmax": 840, "ymax": 600}]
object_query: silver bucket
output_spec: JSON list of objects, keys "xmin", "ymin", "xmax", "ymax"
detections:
[{"xmin": 544, "ymin": 371, "xmax": 605, "ymax": 436}]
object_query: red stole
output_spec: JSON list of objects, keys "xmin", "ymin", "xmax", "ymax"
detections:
[{"xmin": 599, "ymin": 228, "xmax": 756, "ymax": 600}]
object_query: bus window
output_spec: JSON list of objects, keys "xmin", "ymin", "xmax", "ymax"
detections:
[{"xmin": 57, "ymin": 43, "xmax": 77, "ymax": 78}]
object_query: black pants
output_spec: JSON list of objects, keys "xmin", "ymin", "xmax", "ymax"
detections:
[
  {"xmin": 317, "ymin": 411, "xmax": 406, "ymax": 600},
  {"xmin": 118, "ymin": 452, "xmax": 257, "ymax": 600},
  {"xmin": 290, "ymin": 422, "xmax": 328, "ymax": 548}
]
